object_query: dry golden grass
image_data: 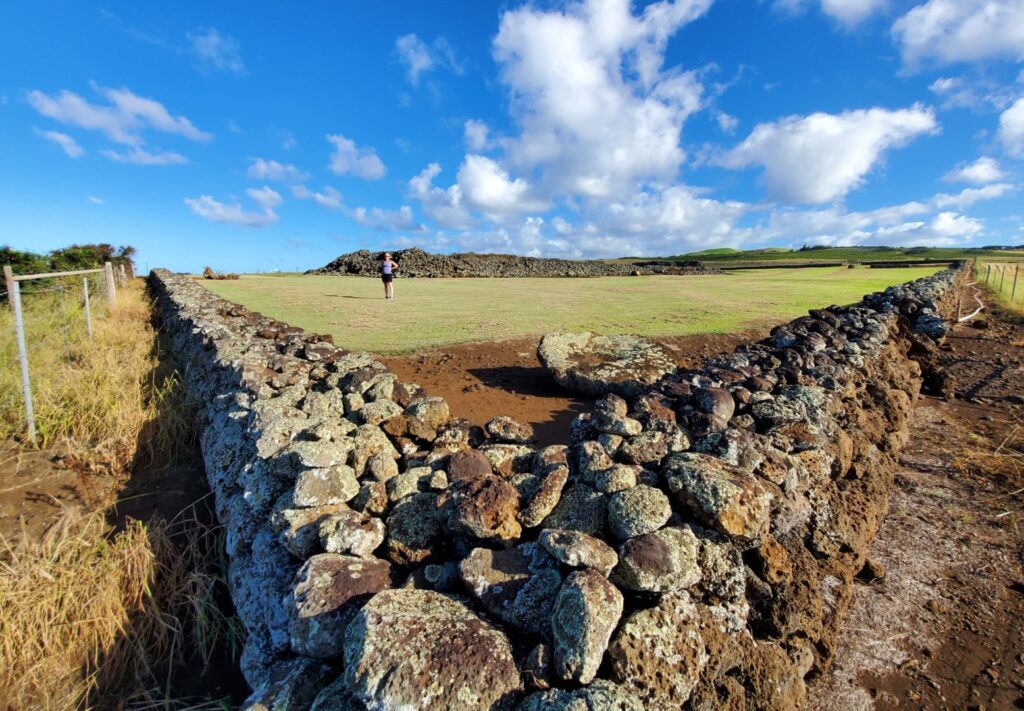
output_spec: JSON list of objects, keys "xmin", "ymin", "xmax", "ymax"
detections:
[
  {"xmin": 0, "ymin": 279, "xmax": 196, "ymax": 475},
  {"xmin": 0, "ymin": 504, "xmax": 242, "ymax": 708}
]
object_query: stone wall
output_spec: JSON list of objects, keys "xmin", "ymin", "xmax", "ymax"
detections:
[{"xmin": 150, "ymin": 265, "xmax": 966, "ymax": 710}]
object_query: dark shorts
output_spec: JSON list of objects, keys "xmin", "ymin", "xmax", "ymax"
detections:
[{"xmin": 381, "ymin": 274, "xmax": 394, "ymax": 283}]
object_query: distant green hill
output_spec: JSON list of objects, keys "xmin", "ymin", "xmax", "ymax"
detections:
[{"xmin": 655, "ymin": 245, "xmax": 1024, "ymax": 265}]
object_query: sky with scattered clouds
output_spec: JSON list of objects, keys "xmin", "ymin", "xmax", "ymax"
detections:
[{"xmin": 3, "ymin": 0, "xmax": 1023, "ymax": 272}]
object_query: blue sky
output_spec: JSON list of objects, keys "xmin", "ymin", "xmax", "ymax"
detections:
[{"xmin": 2, "ymin": 0, "xmax": 1023, "ymax": 272}]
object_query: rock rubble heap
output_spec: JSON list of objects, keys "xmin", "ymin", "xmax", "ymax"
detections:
[
  {"xmin": 150, "ymin": 264, "xmax": 965, "ymax": 710},
  {"xmin": 307, "ymin": 247, "xmax": 719, "ymax": 278}
]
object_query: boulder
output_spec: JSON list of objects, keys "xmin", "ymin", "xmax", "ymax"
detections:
[
  {"xmin": 541, "ymin": 484, "xmax": 607, "ymax": 537},
  {"xmin": 538, "ymin": 528, "xmax": 619, "ymax": 576},
  {"xmin": 606, "ymin": 484, "xmax": 672, "ymax": 541},
  {"xmin": 293, "ymin": 466, "xmax": 359, "ymax": 507},
  {"xmin": 386, "ymin": 493, "xmax": 441, "ymax": 565},
  {"xmin": 607, "ymin": 591, "xmax": 708, "ymax": 710},
  {"xmin": 287, "ymin": 554, "xmax": 393, "ymax": 658},
  {"xmin": 344, "ymin": 589, "xmax": 522, "ymax": 710},
  {"xmin": 405, "ymin": 396, "xmax": 450, "ymax": 429},
  {"xmin": 442, "ymin": 475, "xmax": 522, "ymax": 541},
  {"xmin": 458, "ymin": 544, "xmax": 562, "ymax": 636},
  {"xmin": 486, "ymin": 415, "xmax": 536, "ymax": 443},
  {"xmin": 664, "ymin": 452, "xmax": 773, "ymax": 545},
  {"xmin": 319, "ymin": 509, "xmax": 386, "ymax": 558},
  {"xmin": 538, "ymin": 332, "xmax": 677, "ymax": 398},
  {"xmin": 612, "ymin": 526, "xmax": 701, "ymax": 593},
  {"xmin": 551, "ymin": 570, "xmax": 624, "ymax": 684},
  {"xmin": 518, "ymin": 464, "xmax": 569, "ymax": 528}
]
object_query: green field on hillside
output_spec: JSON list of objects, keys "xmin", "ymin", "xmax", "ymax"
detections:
[
  {"xmin": 662, "ymin": 246, "xmax": 1024, "ymax": 265},
  {"xmin": 201, "ymin": 266, "xmax": 942, "ymax": 354}
]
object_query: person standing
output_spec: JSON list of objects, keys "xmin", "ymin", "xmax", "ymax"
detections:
[{"xmin": 380, "ymin": 252, "xmax": 398, "ymax": 299}]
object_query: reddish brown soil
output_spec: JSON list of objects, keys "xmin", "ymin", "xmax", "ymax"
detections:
[
  {"xmin": 812, "ymin": 305, "xmax": 1024, "ymax": 710},
  {"xmin": 381, "ymin": 329, "xmax": 768, "ymax": 446}
]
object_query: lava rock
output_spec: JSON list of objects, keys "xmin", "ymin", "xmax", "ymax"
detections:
[
  {"xmin": 606, "ymin": 484, "xmax": 672, "ymax": 541},
  {"xmin": 612, "ymin": 526, "xmax": 701, "ymax": 593},
  {"xmin": 539, "ymin": 528, "xmax": 619, "ymax": 576},
  {"xmin": 551, "ymin": 570, "xmax": 624, "ymax": 684}
]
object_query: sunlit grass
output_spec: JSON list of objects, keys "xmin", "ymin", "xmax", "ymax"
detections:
[
  {"xmin": 977, "ymin": 261, "xmax": 1024, "ymax": 314},
  {"xmin": 202, "ymin": 265, "xmax": 943, "ymax": 354}
]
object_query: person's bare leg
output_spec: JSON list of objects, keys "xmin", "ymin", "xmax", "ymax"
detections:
[
  {"xmin": 386, "ymin": 282, "xmax": 394, "ymax": 299},
  {"xmin": 383, "ymin": 280, "xmax": 388, "ymax": 299}
]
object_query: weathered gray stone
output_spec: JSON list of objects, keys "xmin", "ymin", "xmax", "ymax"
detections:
[
  {"xmin": 486, "ymin": 415, "xmax": 536, "ymax": 443},
  {"xmin": 287, "ymin": 554, "xmax": 392, "ymax": 658},
  {"xmin": 458, "ymin": 544, "xmax": 562, "ymax": 636},
  {"xmin": 364, "ymin": 452, "xmax": 399, "ymax": 482},
  {"xmin": 519, "ymin": 464, "xmax": 569, "ymax": 528},
  {"xmin": 618, "ymin": 431, "xmax": 670, "ymax": 466},
  {"xmin": 271, "ymin": 498, "xmax": 350, "ymax": 558},
  {"xmin": 360, "ymin": 399, "xmax": 403, "ymax": 426},
  {"xmin": 386, "ymin": 493, "xmax": 441, "ymax": 565},
  {"xmin": 405, "ymin": 396, "xmax": 450, "ymax": 430},
  {"xmin": 538, "ymin": 332, "xmax": 677, "ymax": 398},
  {"xmin": 293, "ymin": 466, "xmax": 359, "ymax": 507},
  {"xmin": 516, "ymin": 681, "xmax": 643, "ymax": 711},
  {"xmin": 606, "ymin": 484, "xmax": 672, "ymax": 540},
  {"xmin": 539, "ymin": 528, "xmax": 618, "ymax": 576},
  {"xmin": 552, "ymin": 570, "xmax": 624, "ymax": 684},
  {"xmin": 351, "ymin": 424, "xmax": 399, "ymax": 476},
  {"xmin": 612, "ymin": 526, "xmax": 701, "ymax": 593},
  {"xmin": 608, "ymin": 591, "xmax": 708, "ymax": 710},
  {"xmin": 319, "ymin": 509, "xmax": 386, "ymax": 558},
  {"xmin": 593, "ymin": 464, "xmax": 637, "ymax": 494},
  {"xmin": 344, "ymin": 589, "xmax": 522, "ymax": 710},
  {"xmin": 541, "ymin": 484, "xmax": 606, "ymax": 536},
  {"xmin": 245, "ymin": 657, "xmax": 332, "ymax": 711}
]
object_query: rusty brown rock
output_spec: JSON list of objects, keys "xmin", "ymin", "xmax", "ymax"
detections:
[{"xmin": 442, "ymin": 475, "xmax": 522, "ymax": 541}]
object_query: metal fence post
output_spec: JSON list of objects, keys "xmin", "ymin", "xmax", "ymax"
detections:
[
  {"xmin": 3, "ymin": 265, "xmax": 36, "ymax": 442},
  {"xmin": 83, "ymin": 276, "xmax": 93, "ymax": 339},
  {"xmin": 104, "ymin": 261, "xmax": 117, "ymax": 308}
]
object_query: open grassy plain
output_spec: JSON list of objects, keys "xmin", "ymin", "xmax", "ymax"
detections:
[{"xmin": 202, "ymin": 265, "xmax": 942, "ymax": 354}]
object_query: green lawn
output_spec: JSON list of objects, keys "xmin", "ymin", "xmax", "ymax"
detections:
[{"xmin": 201, "ymin": 266, "xmax": 942, "ymax": 355}]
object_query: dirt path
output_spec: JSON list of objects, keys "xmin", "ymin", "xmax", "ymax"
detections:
[
  {"xmin": 811, "ymin": 306, "xmax": 1024, "ymax": 710},
  {"xmin": 381, "ymin": 329, "xmax": 768, "ymax": 447}
]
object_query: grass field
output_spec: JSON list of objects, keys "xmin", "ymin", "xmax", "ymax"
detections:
[
  {"xmin": 978, "ymin": 261, "xmax": 1024, "ymax": 314},
  {"xmin": 202, "ymin": 265, "xmax": 942, "ymax": 354}
]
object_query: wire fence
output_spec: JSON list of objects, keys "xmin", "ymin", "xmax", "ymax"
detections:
[
  {"xmin": 980, "ymin": 262, "xmax": 1023, "ymax": 312},
  {"xmin": 2, "ymin": 261, "xmax": 134, "ymax": 442}
]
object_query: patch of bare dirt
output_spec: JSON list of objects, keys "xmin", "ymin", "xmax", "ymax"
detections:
[
  {"xmin": 381, "ymin": 329, "xmax": 768, "ymax": 447},
  {"xmin": 812, "ymin": 304, "xmax": 1024, "ymax": 710}
]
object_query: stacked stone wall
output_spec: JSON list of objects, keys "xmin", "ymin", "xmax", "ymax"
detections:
[{"xmin": 150, "ymin": 265, "xmax": 966, "ymax": 710}]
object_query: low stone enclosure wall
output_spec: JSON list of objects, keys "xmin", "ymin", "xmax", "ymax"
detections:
[{"xmin": 150, "ymin": 265, "xmax": 967, "ymax": 710}]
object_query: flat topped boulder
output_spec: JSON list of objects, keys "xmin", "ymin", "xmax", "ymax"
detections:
[{"xmin": 538, "ymin": 332, "xmax": 676, "ymax": 398}]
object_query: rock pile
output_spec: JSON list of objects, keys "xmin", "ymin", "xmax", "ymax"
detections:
[
  {"xmin": 538, "ymin": 332, "xmax": 678, "ymax": 398},
  {"xmin": 307, "ymin": 247, "xmax": 719, "ymax": 278},
  {"xmin": 151, "ymin": 263, "xmax": 965, "ymax": 710}
]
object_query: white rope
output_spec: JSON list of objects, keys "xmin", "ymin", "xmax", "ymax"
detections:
[{"xmin": 958, "ymin": 281, "xmax": 985, "ymax": 322}]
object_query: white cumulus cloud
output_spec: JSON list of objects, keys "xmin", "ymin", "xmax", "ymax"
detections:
[
  {"xmin": 327, "ymin": 134, "xmax": 386, "ymax": 180},
  {"xmin": 942, "ymin": 156, "xmax": 1005, "ymax": 184},
  {"xmin": 291, "ymin": 184, "xmax": 344, "ymax": 210},
  {"xmin": 351, "ymin": 205, "xmax": 425, "ymax": 232},
  {"xmin": 395, "ymin": 34, "xmax": 462, "ymax": 86},
  {"xmin": 893, "ymin": 0, "xmax": 1024, "ymax": 70},
  {"xmin": 457, "ymin": 155, "xmax": 551, "ymax": 215},
  {"xmin": 247, "ymin": 157, "xmax": 309, "ymax": 182},
  {"xmin": 100, "ymin": 147, "xmax": 188, "ymax": 165},
  {"xmin": 719, "ymin": 105, "xmax": 938, "ymax": 203},
  {"xmin": 34, "ymin": 128, "xmax": 84, "ymax": 157},
  {"xmin": 999, "ymin": 97, "xmax": 1024, "ymax": 157},
  {"xmin": 185, "ymin": 186, "xmax": 281, "ymax": 228},
  {"xmin": 492, "ymin": 0, "xmax": 710, "ymax": 198},
  {"xmin": 464, "ymin": 119, "xmax": 492, "ymax": 151}
]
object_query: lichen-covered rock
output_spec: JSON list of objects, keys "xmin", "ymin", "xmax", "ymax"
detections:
[
  {"xmin": 664, "ymin": 452, "xmax": 772, "ymax": 545},
  {"xmin": 360, "ymin": 399, "xmax": 403, "ymax": 426},
  {"xmin": 592, "ymin": 464, "xmax": 637, "ymax": 494},
  {"xmin": 319, "ymin": 509, "xmax": 386, "ymax": 558},
  {"xmin": 516, "ymin": 680, "xmax": 644, "ymax": 711},
  {"xmin": 287, "ymin": 554, "xmax": 393, "ymax": 658},
  {"xmin": 539, "ymin": 528, "xmax": 618, "ymax": 576},
  {"xmin": 487, "ymin": 415, "xmax": 536, "ymax": 443},
  {"xmin": 612, "ymin": 526, "xmax": 701, "ymax": 593},
  {"xmin": 309, "ymin": 673, "xmax": 364, "ymax": 711},
  {"xmin": 293, "ymin": 466, "xmax": 359, "ymax": 507},
  {"xmin": 541, "ymin": 484, "xmax": 606, "ymax": 536},
  {"xmin": 344, "ymin": 589, "xmax": 522, "ymax": 710},
  {"xmin": 551, "ymin": 569, "xmax": 624, "ymax": 684},
  {"xmin": 608, "ymin": 591, "xmax": 708, "ymax": 710},
  {"xmin": 481, "ymin": 443, "xmax": 535, "ymax": 477},
  {"xmin": 386, "ymin": 492, "xmax": 441, "ymax": 565},
  {"xmin": 518, "ymin": 464, "xmax": 569, "ymax": 528},
  {"xmin": 442, "ymin": 475, "xmax": 522, "ymax": 541},
  {"xmin": 458, "ymin": 544, "xmax": 562, "ymax": 636},
  {"xmin": 271, "ymin": 498, "xmax": 350, "ymax": 558},
  {"xmin": 538, "ymin": 332, "xmax": 677, "ymax": 398},
  {"xmin": 364, "ymin": 452, "xmax": 399, "ymax": 482},
  {"xmin": 618, "ymin": 431, "xmax": 669, "ymax": 466},
  {"xmin": 351, "ymin": 424, "xmax": 399, "ymax": 476},
  {"xmin": 606, "ymin": 484, "xmax": 671, "ymax": 541},
  {"xmin": 405, "ymin": 396, "xmax": 450, "ymax": 430}
]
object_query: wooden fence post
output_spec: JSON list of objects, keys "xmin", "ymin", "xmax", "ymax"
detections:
[
  {"xmin": 3, "ymin": 265, "xmax": 36, "ymax": 442},
  {"xmin": 83, "ymin": 277, "xmax": 93, "ymax": 339},
  {"xmin": 999, "ymin": 265, "xmax": 1006, "ymax": 295},
  {"xmin": 985, "ymin": 264, "xmax": 991, "ymax": 284},
  {"xmin": 1012, "ymin": 264, "xmax": 1020, "ymax": 304},
  {"xmin": 118, "ymin": 264, "xmax": 127, "ymax": 286},
  {"xmin": 104, "ymin": 261, "xmax": 117, "ymax": 308}
]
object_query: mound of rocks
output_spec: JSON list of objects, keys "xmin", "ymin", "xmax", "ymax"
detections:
[
  {"xmin": 307, "ymin": 247, "xmax": 719, "ymax": 278},
  {"xmin": 151, "ymin": 262, "xmax": 967, "ymax": 711},
  {"xmin": 538, "ymin": 332, "xmax": 678, "ymax": 398}
]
